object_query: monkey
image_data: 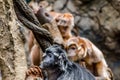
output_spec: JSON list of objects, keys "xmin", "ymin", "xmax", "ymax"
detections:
[
  {"xmin": 16, "ymin": 1, "xmax": 43, "ymax": 67},
  {"xmin": 29, "ymin": 1, "xmax": 75, "ymax": 64},
  {"xmin": 37, "ymin": 11, "xmax": 75, "ymax": 44},
  {"xmin": 22, "ymin": 4, "xmax": 56, "ymax": 67},
  {"xmin": 39, "ymin": 44, "xmax": 95, "ymax": 80},
  {"xmin": 54, "ymin": 13, "xmax": 74, "ymax": 42},
  {"xmin": 48, "ymin": 11, "xmax": 62, "ymax": 21},
  {"xmin": 41, "ymin": 12, "xmax": 75, "ymax": 45},
  {"xmin": 35, "ymin": 9, "xmax": 74, "ymax": 42},
  {"xmin": 23, "ymin": 1, "xmax": 56, "ymax": 67},
  {"xmin": 65, "ymin": 36, "xmax": 113, "ymax": 80},
  {"xmin": 29, "ymin": 1, "xmax": 75, "ymax": 42},
  {"xmin": 31, "ymin": 4, "xmax": 74, "ymax": 42},
  {"xmin": 29, "ymin": 39, "xmax": 42, "ymax": 66},
  {"xmin": 28, "ymin": 1, "xmax": 61, "ymax": 23}
]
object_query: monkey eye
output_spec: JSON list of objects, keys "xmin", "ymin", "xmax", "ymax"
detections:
[
  {"xmin": 48, "ymin": 53, "xmax": 52, "ymax": 58},
  {"xmin": 71, "ymin": 47, "xmax": 76, "ymax": 50},
  {"xmin": 69, "ymin": 45, "xmax": 77, "ymax": 50}
]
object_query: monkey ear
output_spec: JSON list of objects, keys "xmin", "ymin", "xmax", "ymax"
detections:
[{"xmin": 78, "ymin": 44, "xmax": 87, "ymax": 58}]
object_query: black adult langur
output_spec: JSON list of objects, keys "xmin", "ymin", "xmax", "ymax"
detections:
[{"xmin": 40, "ymin": 44, "xmax": 95, "ymax": 80}]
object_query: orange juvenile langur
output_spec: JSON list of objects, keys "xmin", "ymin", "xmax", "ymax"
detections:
[
  {"xmin": 66, "ymin": 36, "xmax": 113, "ymax": 80},
  {"xmin": 55, "ymin": 13, "xmax": 74, "ymax": 41},
  {"xmin": 45, "ymin": 12, "xmax": 75, "ymax": 46}
]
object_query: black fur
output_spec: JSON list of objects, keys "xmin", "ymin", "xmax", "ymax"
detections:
[{"xmin": 40, "ymin": 44, "xmax": 95, "ymax": 80}]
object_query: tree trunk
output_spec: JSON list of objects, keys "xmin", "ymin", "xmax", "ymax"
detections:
[{"xmin": 0, "ymin": 0, "xmax": 27, "ymax": 80}]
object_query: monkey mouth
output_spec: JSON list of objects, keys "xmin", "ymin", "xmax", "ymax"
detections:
[
  {"xmin": 40, "ymin": 61, "xmax": 55, "ymax": 70},
  {"xmin": 67, "ymin": 52, "xmax": 76, "ymax": 56},
  {"xmin": 40, "ymin": 61, "xmax": 48, "ymax": 69}
]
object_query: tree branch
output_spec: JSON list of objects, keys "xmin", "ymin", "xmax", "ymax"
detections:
[
  {"xmin": 13, "ymin": 0, "xmax": 40, "ymax": 26},
  {"xmin": 13, "ymin": 0, "xmax": 53, "ymax": 52}
]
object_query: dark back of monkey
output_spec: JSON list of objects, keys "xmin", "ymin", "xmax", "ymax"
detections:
[{"xmin": 40, "ymin": 44, "xmax": 95, "ymax": 80}]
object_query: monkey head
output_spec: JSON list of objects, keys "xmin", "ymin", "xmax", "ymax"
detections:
[
  {"xmin": 35, "ymin": 6, "xmax": 53, "ymax": 25},
  {"xmin": 55, "ymin": 13, "xmax": 74, "ymax": 38},
  {"xmin": 40, "ymin": 44, "xmax": 69, "ymax": 71},
  {"xmin": 28, "ymin": 1, "xmax": 53, "ymax": 24},
  {"xmin": 66, "ymin": 37, "xmax": 87, "ymax": 61}
]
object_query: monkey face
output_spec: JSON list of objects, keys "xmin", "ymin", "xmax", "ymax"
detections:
[
  {"xmin": 56, "ymin": 17, "xmax": 69, "ymax": 33},
  {"xmin": 66, "ymin": 43, "xmax": 79, "ymax": 61},
  {"xmin": 40, "ymin": 50, "xmax": 56, "ymax": 69},
  {"xmin": 40, "ymin": 45, "xmax": 67, "ymax": 69},
  {"xmin": 55, "ymin": 13, "xmax": 74, "ymax": 37},
  {"xmin": 58, "ymin": 25, "xmax": 69, "ymax": 35},
  {"xmin": 66, "ymin": 37, "xmax": 87, "ymax": 61}
]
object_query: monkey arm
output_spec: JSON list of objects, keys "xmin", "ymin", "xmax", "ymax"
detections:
[
  {"xmin": 43, "ymin": 21, "xmax": 64, "ymax": 45},
  {"xmin": 13, "ymin": 0, "xmax": 40, "ymax": 26}
]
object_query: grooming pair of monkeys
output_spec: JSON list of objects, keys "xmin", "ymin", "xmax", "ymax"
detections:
[{"xmin": 26, "ymin": 2, "xmax": 113, "ymax": 80}]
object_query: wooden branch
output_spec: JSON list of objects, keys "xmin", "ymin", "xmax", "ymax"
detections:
[
  {"xmin": 17, "ymin": 12, "xmax": 53, "ymax": 43},
  {"xmin": 13, "ymin": 0, "xmax": 53, "ymax": 52},
  {"xmin": 13, "ymin": 0, "xmax": 41, "ymax": 27},
  {"xmin": 35, "ymin": 6, "xmax": 64, "ymax": 45}
]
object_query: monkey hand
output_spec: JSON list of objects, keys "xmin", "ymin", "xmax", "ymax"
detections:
[{"xmin": 26, "ymin": 65, "xmax": 43, "ymax": 78}]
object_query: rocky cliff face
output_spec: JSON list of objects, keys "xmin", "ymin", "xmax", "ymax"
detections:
[{"xmin": 40, "ymin": 0, "xmax": 120, "ymax": 79}]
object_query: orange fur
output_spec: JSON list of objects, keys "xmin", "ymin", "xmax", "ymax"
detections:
[
  {"xmin": 49, "ymin": 12, "xmax": 62, "ymax": 20},
  {"xmin": 66, "ymin": 36, "xmax": 113, "ymax": 80},
  {"xmin": 50, "ymin": 12, "xmax": 74, "ymax": 42}
]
